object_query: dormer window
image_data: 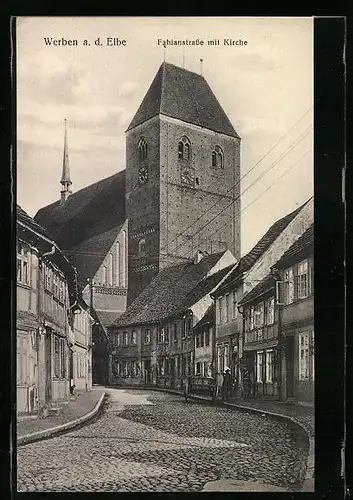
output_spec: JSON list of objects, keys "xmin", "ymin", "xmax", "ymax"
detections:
[
  {"xmin": 138, "ymin": 138, "xmax": 147, "ymax": 162},
  {"xmin": 178, "ymin": 136, "xmax": 191, "ymax": 161},
  {"xmin": 212, "ymin": 146, "xmax": 224, "ymax": 168}
]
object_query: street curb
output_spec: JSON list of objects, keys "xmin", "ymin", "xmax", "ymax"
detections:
[
  {"xmin": 17, "ymin": 391, "xmax": 106, "ymax": 446},
  {"xmin": 125, "ymin": 385, "xmax": 314, "ymax": 491}
]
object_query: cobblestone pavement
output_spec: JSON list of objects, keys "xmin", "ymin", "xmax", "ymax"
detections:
[{"xmin": 17, "ymin": 388, "xmax": 308, "ymax": 492}]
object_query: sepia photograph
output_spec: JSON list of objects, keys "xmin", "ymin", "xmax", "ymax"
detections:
[{"xmin": 16, "ymin": 16, "xmax": 314, "ymax": 493}]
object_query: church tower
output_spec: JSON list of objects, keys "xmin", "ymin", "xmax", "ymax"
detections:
[
  {"xmin": 126, "ymin": 62, "xmax": 241, "ymax": 304},
  {"xmin": 60, "ymin": 118, "xmax": 72, "ymax": 204}
]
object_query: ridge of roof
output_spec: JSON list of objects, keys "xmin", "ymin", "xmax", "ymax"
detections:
[
  {"xmin": 34, "ymin": 170, "xmax": 126, "ymax": 251},
  {"xmin": 110, "ymin": 252, "xmax": 225, "ymax": 328},
  {"xmin": 127, "ymin": 62, "xmax": 239, "ymax": 138},
  {"xmin": 212, "ymin": 199, "xmax": 311, "ymax": 295}
]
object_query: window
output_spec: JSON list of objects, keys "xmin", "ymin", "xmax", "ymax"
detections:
[
  {"xmin": 284, "ymin": 267, "xmax": 294, "ymax": 304},
  {"xmin": 102, "ymin": 266, "xmax": 107, "ymax": 286},
  {"xmin": 257, "ymin": 351, "xmax": 264, "ymax": 382},
  {"xmin": 45, "ymin": 266, "xmax": 52, "ymax": 292},
  {"xmin": 138, "ymin": 137, "xmax": 147, "ymax": 161},
  {"xmin": 187, "ymin": 317, "xmax": 192, "ymax": 336},
  {"xmin": 122, "ymin": 361, "xmax": 128, "ymax": 376},
  {"xmin": 109, "ymin": 253, "xmax": 113, "ymax": 286},
  {"xmin": 123, "ymin": 331, "xmax": 128, "ymax": 347},
  {"xmin": 266, "ymin": 350, "xmax": 274, "ymax": 382},
  {"xmin": 218, "ymin": 298, "xmax": 223, "ymax": 325},
  {"xmin": 131, "ymin": 360, "xmax": 137, "ymax": 377},
  {"xmin": 232, "ymin": 291, "xmax": 238, "ymax": 319},
  {"xmin": 116, "ymin": 242, "xmax": 121, "ymax": 286},
  {"xmin": 17, "ymin": 333, "xmax": 29, "ymax": 384},
  {"xmin": 297, "ymin": 260, "xmax": 309, "ymax": 299},
  {"xmin": 206, "ymin": 328, "xmax": 211, "ymax": 347},
  {"xmin": 225, "ymin": 294, "xmax": 230, "ymax": 323},
  {"xmin": 138, "ymin": 238, "xmax": 146, "ymax": 256},
  {"xmin": 196, "ymin": 333, "xmax": 200, "ymax": 348},
  {"xmin": 165, "ymin": 326, "xmax": 169, "ymax": 343},
  {"xmin": 60, "ymin": 339, "xmax": 66, "ymax": 378},
  {"xmin": 53, "ymin": 273, "xmax": 58, "ymax": 298},
  {"xmin": 144, "ymin": 329, "xmax": 151, "ymax": 345},
  {"xmin": 158, "ymin": 327, "xmax": 165, "ymax": 344},
  {"xmin": 182, "ymin": 317, "xmax": 187, "ymax": 338},
  {"xmin": 178, "ymin": 136, "xmax": 191, "ymax": 161},
  {"xmin": 131, "ymin": 331, "xmax": 137, "ymax": 346},
  {"xmin": 224, "ymin": 344, "xmax": 230, "ymax": 370},
  {"xmin": 17, "ymin": 242, "xmax": 30, "ymax": 285},
  {"xmin": 196, "ymin": 362, "xmax": 202, "ymax": 376},
  {"xmin": 254, "ymin": 302, "xmax": 264, "ymax": 328},
  {"xmin": 250, "ymin": 307, "xmax": 255, "ymax": 330},
  {"xmin": 211, "ymin": 146, "xmax": 224, "ymax": 168},
  {"xmin": 299, "ymin": 333, "xmax": 310, "ymax": 380},
  {"xmin": 173, "ymin": 323, "xmax": 178, "ymax": 342},
  {"xmin": 266, "ymin": 297, "xmax": 275, "ymax": 325},
  {"xmin": 217, "ymin": 346, "xmax": 222, "ymax": 373},
  {"xmin": 54, "ymin": 336, "xmax": 60, "ymax": 378}
]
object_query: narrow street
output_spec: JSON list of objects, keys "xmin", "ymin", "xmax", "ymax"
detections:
[{"xmin": 17, "ymin": 388, "xmax": 307, "ymax": 492}]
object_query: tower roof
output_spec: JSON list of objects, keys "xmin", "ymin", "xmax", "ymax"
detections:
[
  {"xmin": 61, "ymin": 119, "xmax": 72, "ymax": 185},
  {"xmin": 127, "ymin": 62, "xmax": 239, "ymax": 138}
]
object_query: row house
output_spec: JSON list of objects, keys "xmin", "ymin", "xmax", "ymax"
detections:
[
  {"xmin": 238, "ymin": 223, "xmax": 314, "ymax": 404},
  {"xmin": 211, "ymin": 198, "xmax": 314, "ymax": 396},
  {"xmin": 192, "ymin": 304, "xmax": 215, "ymax": 395},
  {"xmin": 108, "ymin": 250, "xmax": 236, "ymax": 389},
  {"xmin": 16, "ymin": 206, "xmax": 93, "ymax": 415},
  {"xmin": 274, "ymin": 223, "xmax": 314, "ymax": 404}
]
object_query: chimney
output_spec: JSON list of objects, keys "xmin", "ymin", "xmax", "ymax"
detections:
[{"xmin": 193, "ymin": 250, "xmax": 204, "ymax": 264}]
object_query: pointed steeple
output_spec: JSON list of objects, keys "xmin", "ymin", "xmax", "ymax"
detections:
[{"xmin": 60, "ymin": 119, "xmax": 72, "ymax": 204}]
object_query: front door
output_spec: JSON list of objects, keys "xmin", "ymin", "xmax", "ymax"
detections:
[
  {"xmin": 45, "ymin": 332, "xmax": 52, "ymax": 404},
  {"xmin": 286, "ymin": 337, "xmax": 295, "ymax": 398}
]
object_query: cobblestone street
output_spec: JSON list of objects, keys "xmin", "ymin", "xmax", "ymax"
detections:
[{"xmin": 17, "ymin": 388, "xmax": 308, "ymax": 492}]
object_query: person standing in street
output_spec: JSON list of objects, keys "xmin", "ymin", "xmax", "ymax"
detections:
[{"xmin": 222, "ymin": 368, "xmax": 232, "ymax": 402}]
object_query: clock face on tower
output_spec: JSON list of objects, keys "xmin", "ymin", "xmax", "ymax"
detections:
[
  {"xmin": 138, "ymin": 166, "xmax": 148, "ymax": 184},
  {"xmin": 180, "ymin": 166, "xmax": 195, "ymax": 186}
]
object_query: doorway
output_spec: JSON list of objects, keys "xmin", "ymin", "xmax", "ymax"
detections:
[
  {"xmin": 144, "ymin": 359, "xmax": 151, "ymax": 385},
  {"xmin": 170, "ymin": 358, "xmax": 175, "ymax": 388}
]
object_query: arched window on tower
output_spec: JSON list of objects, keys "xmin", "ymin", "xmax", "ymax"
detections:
[
  {"xmin": 178, "ymin": 136, "xmax": 191, "ymax": 161},
  {"xmin": 212, "ymin": 146, "xmax": 224, "ymax": 168},
  {"xmin": 102, "ymin": 266, "xmax": 107, "ymax": 286},
  {"xmin": 115, "ymin": 242, "xmax": 120, "ymax": 286},
  {"xmin": 138, "ymin": 238, "xmax": 146, "ymax": 256},
  {"xmin": 138, "ymin": 138, "xmax": 147, "ymax": 162}
]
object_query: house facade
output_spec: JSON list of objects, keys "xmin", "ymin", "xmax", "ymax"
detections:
[
  {"xmin": 108, "ymin": 250, "xmax": 236, "ymax": 388},
  {"xmin": 275, "ymin": 224, "xmax": 314, "ymax": 404},
  {"xmin": 17, "ymin": 206, "xmax": 93, "ymax": 415},
  {"xmin": 211, "ymin": 198, "xmax": 314, "ymax": 395},
  {"xmin": 193, "ymin": 304, "xmax": 215, "ymax": 394},
  {"xmin": 239, "ymin": 275, "xmax": 279, "ymax": 399}
]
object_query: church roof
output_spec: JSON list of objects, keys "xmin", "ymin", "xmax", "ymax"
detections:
[
  {"xmin": 213, "ymin": 199, "xmax": 312, "ymax": 296},
  {"xmin": 34, "ymin": 170, "xmax": 126, "ymax": 286},
  {"xmin": 35, "ymin": 170, "xmax": 126, "ymax": 249},
  {"xmin": 127, "ymin": 62, "xmax": 239, "ymax": 138},
  {"xmin": 111, "ymin": 252, "xmax": 231, "ymax": 327}
]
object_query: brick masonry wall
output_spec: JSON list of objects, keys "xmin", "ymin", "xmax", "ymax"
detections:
[{"xmin": 159, "ymin": 117, "xmax": 241, "ymax": 268}]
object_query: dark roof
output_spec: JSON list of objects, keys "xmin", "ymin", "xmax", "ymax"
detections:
[
  {"xmin": 34, "ymin": 170, "xmax": 126, "ymax": 251},
  {"xmin": 239, "ymin": 274, "xmax": 275, "ymax": 306},
  {"xmin": 274, "ymin": 223, "xmax": 314, "ymax": 269},
  {"xmin": 65, "ymin": 225, "xmax": 123, "ymax": 288},
  {"xmin": 213, "ymin": 199, "xmax": 311, "ymax": 296},
  {"xmin": 96, "ymin": 311, "xmax": 123, "ymax": 328},
  {"xmin": 111, "ymin": 252, "xmax": 228, "ymax": 327},
  {"xmin": 17, "ymin": 205, "xmax": 53, "ymax": 241},
  {"xmin": 194, "ymin": 303, "xmax": 215, "ymax": 330},
  {"xmin": 127, "ymin": 62, "xmax": 239, "ymax": 138}
]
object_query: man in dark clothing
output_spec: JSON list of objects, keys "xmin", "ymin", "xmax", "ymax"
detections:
[{"xmin": 222, "ymin": 368, "xmax": 232, "ymax": 402}]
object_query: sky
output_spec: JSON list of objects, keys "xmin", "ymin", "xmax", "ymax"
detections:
[{"xmin": 16, "ymin": 17, "xmax": 313, "ymax": 255}]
